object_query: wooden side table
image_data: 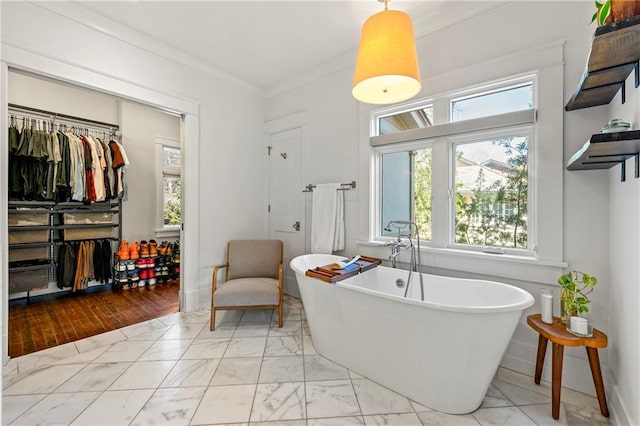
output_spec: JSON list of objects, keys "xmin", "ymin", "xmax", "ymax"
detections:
[{"xmin": 526, "ymin": 314, "xmax": 609, "ymax": 420}]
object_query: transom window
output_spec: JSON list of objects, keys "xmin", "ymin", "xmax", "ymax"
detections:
[{"xmin": 372, "ymin": 77, "xmax": 535, "ymax": 254}]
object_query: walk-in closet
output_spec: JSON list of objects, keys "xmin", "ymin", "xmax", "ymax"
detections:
[{"xmin": 6, "ymin": 71, "xmax": 183, "ymax": 358}]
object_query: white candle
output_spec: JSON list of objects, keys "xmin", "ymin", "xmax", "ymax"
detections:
[
  {"xmin": 541, "ymin": 289, "xmax": 553, "ymax": 324},
  {"xmin": 570, "ymin": 316, "xmax": 589, "ymax": 335}
]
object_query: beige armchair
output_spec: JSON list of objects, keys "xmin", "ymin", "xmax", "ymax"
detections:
[{"xmin": 210, "ymin": 240, "xmax": 284, "ymax": 331}]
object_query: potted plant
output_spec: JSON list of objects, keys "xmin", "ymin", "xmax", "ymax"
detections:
[
  {"xmin": 592, "ymin": 0, "xmax": 640, "ymax": 26},
  {"xmin": 558, "ymin": 270, "xmax": 598, "ymax": 334}
]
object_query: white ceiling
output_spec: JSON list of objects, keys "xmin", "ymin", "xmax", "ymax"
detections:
[{"xmin": 76, "ymin": 1, "xmax": 500, "ymax": 97}]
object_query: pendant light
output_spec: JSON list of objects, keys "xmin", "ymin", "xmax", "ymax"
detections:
[{"xmin": 352, "ymin": 0, "xmax": 421, "ymax": 105}]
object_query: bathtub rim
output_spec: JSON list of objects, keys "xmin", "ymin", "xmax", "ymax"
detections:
[{"xmin": 291, "ymin": 254, "xmax": 535, "ymax": 314}]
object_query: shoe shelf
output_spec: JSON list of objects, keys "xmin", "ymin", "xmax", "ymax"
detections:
[
  {"xmin": 565, "ymin": 15, "xmax": 640, "ymax": 111},
  {"xmin": 113, "ymin": 241, "xmax": 180, "ymax": 290}
]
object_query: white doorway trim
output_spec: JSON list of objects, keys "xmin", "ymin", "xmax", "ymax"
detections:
[{"xmin": 1, "ymin": 43, "xmax": 201, "ymax": 364}]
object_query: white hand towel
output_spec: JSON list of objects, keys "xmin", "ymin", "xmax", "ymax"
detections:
[
  {"xmin": 311, "ymin": 183, "xmax": 344, "ymax": 254},
  {"xmin": 333, "ymin": 188, "xmax": 345, "ymax": 252}
]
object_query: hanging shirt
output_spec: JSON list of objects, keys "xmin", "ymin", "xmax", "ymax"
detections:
[
  {"xmin": 67, "ymin": 131, "xmax": 86, "ymax": 202},
  {"xmin": 97, "ymin": 138, "xmax": 114, "ymax": 200},
  {"xmin": 87, "ymin": 136, "xmax": 105, "ymax": 202}
]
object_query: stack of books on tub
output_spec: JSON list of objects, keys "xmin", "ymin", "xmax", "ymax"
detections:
[{"xmin": 306, "ymin": 255, "xmax": 381, "ymax": 283}]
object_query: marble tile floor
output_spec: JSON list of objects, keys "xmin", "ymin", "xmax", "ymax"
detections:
[{"xmin": 3, "ymin": 295, "xmax": 610, "ymax": 426}]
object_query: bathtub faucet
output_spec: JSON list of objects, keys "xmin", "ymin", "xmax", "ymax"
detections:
[
  {"xmin": 384, "ymin": 239, "xmax": 407, "ymax": 268},
  {"xmin": 384, "ymin": 221, "xmax": 425, "ymax": 301}
]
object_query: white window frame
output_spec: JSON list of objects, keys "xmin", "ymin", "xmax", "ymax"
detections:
[
  {"xmin": 447, "ymin": 124, "xmax": 535, "ymax": 256},
  {"xmin": 372, "ymin": 74, "xmax": 536, "ymax": 244},
  {"xmin": 358, "ymin": 41, "xmax": 567, "ymax": 284},
  {"xmin": 155, "ymin": 137, "xmax": 181, "ymax": 238}
]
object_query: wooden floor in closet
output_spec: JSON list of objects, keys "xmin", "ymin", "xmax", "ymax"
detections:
[{"xmin": 8, "ymin": 282, "xmax": 180, "ymax": 358}]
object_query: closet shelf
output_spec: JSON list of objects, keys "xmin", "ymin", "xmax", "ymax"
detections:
[
  {"xmin": 8, "ymin": 242, "xmax": 53, "ymax": 249},
  {"xmin": 567, "ymin": 129, "xmax": 640, "ymax": 181},
  {"xmin": 9, "ymin": 263, "xmax": 55, "ymax": 273},
  {"xmin": 54, "ymin": 208, "xmax": 119, "ymax": 214},
  {"xmin": 9, "ymin": 223, "xmax": 118, "ymax": 231},
  {"xmin": 54, "ymin": 201, "xmax": 120, "ymax": 209},
  {"xmin": 565, "ymin": 15, "xmax": 640, "ymax": 111},
  {"xmin": 8, "ymin": 201, "xmax": 56, "ymax": 207}
]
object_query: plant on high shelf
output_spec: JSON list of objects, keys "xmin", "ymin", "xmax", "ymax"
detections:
[
  {"xmin": 558, "ymin": 270, "xmax": 598, "ymax": 322},
  {"xmin": 591, "ymin": 0, "xmax": 640, "ymax": 26}
]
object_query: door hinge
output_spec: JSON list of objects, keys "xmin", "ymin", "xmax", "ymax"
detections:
[
  {"xmin": 267, "ymin": 146, "xmax": 272, "ymax": 156},
  {"xmin": 268, "ymin": 204, "xmax": 271, "ymax": 213}
]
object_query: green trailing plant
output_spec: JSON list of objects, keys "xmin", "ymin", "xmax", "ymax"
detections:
[
  {"xmin": 558, "ymin": 270, "xmax": 598, "ymax": 315},
  {"xmin": 591, "ymin": 0, "xmax": 612, "ymax": 26}
]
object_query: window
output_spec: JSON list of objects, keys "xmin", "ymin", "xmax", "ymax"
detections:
[
  {"xmin": 156, "ymin": 139, "xmax": 181, "ymax": 234},
  {"xmin": 373, "ymin": 77, "xmax": 535, "ymax": 254},
  {"xmin": 451, "ymin": 84, "xmax": 533, "ymax": 122},
  {"xmin": 453, "ymin": 133, "xmax": 529, "ymax": 249},
  {"xmin": 379, "ymin": 105, "xmax": 433, "ymax": 135},
  {"xmin": 162, "ymin": 146, "xmax": 181, "ymax": 226},
  {"xmin": 381, "ymin": 148, "xmax": 432, "ymax": 240}
]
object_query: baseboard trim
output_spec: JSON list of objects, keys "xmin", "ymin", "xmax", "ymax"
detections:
[
  {"xmin": 183, "ymin": 288, "xmax": 201, "ymax": 313},
  {"xmin": 500, "ymin": 353, "xmax": 597, "ymax": 397},
  {"xmin": 609, "ymin": 384, "xmax": 635, "ymax": 426}
]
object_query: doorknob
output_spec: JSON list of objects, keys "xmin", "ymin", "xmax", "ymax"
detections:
[{"xmin": 293, "ymin": 221, "xmax": 300, "ymax": 231}]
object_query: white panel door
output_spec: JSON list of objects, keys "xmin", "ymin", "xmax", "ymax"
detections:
[{"xmin": 269, "ymin": 128, "xmax": 305, "ymax": 297}]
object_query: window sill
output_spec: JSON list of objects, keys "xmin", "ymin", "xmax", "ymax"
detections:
[
  {"xmin": 356, "ymin": 239, "xmax": 567, "ymax": 284},
  {"xmin": 155, "ymin": 227, "xmax": 180, "ymax": 239}
]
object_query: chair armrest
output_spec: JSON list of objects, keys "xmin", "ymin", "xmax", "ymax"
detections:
[
  {"xmin": 278, "ymin": 262, "xmax": 284, "ymax": 290},
  {"xmin": 211, "ymin": 263, "xmax": 229, "ymax": 292}
]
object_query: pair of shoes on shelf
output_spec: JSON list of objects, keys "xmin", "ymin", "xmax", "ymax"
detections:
[
  {"xmin": 140, "ymin": 269, "xmax": 157, "ymax": 285},
  {"xmin": 136, "ymin": 258, "xmax": 155, "ymax": 269},
  {"xmin": 158, "ymin": 241, "xmax": 172, "ymax": 256},
  {"xmin": 139, "ymin": 240, "xmax": 159, "ymax": 258}
]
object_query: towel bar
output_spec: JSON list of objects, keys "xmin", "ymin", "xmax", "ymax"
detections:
[{"xmin": 303, "ymin": 181, "xmax": 356, "ymax": 193}]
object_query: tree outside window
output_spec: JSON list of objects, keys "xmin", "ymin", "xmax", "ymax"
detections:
[
  {"xmin": 454, "ymin": 137, "xmax": 528, "ymax": 249},
  {"xmin": 162, "ymin": 146, "xmax": 181, "ymax": 227}
]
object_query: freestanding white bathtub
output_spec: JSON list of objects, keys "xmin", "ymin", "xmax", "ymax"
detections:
[{"xmin": 291, "ymin": 254, "xmax": 534, "ymax": 414}]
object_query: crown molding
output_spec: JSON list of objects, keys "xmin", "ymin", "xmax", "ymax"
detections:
[
  {"xmin": 30, "ymin": 1, "xmax": 265, "ymax": 97},
  {"xmin": 265, "ymin": 1, "xmax": 507, "ymax": 99},
  {"xmin": 24, "ymin": 1, "xmax": 506, "ymax": 101}
]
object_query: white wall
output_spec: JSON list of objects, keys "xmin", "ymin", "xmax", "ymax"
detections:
[
  {"xmin": 266, "ymin": 0, "xmax": 616, "ymax": 401},
  {"xmin": 1, "ymin": 1, "xmax": 266, "ymax": 318},
  {"xmin": 119, "ymin": 100, "xmax": 180, "ymax": 243},
  {"xmin": 607, "ymin": 72, "xmax": 640, "ymax": 426},
  {"xmin": 8, "ymin": 71, "xmax": 118, "ymax": 123}
]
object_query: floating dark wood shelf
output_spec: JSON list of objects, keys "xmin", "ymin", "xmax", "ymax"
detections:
[
  {"xmin": 567, "ymin": 129, "xmax": 640, "ymax": 181},
  {"xmin": 565, "ymin": 15, "xmax": 640, "ymax": 111}
]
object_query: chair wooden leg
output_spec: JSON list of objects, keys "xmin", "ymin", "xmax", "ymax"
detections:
[
  {"xmin": 534, "ymin": 334, "xmax": 548, "ymax": 384},
  {"xmin": 551, "ymin": 343, "xmax": 564, "ymax": 420},
  {"xmin": 278, "ymin": 303, "xmax": 283, "ymax": 328},
  {"xmin": 210, "ymin": 308, "xmax": 216, "ymax": 331},
  {"xmin": 586, "ymin": 347, "xmax": 609, "ymax": 417}
]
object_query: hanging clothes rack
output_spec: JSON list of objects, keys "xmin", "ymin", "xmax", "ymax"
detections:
[
  {"xmin": 303, "ymin": 181, "xmax": 356, "ymax": 193},
  {"xmin": 8, "ymin": 103, "xmax": 120, "ymax": 137}
]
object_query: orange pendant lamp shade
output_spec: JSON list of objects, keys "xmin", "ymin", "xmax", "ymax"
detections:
[{"xmin": 352, "ymin": 8, "xmax": 421, "ymax": 105}]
